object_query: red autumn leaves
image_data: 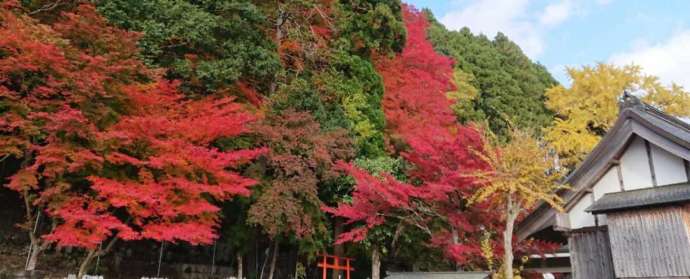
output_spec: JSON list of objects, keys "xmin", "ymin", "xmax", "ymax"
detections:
[
  {"xmin": 326, "ymin": 6, "xmax": 499, "ymax": 264},
  {"xmin": 1, "ymin": 4, "xmax": 263, "ymax": 249},
  {"xmin": 1, "ymin": 1, "xmax": 536, "ymax": 268}
]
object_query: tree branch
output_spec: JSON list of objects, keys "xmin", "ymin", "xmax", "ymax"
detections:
[{"xmin": 28, "ymin": 0, "xmax": 64, "ymax": 15}]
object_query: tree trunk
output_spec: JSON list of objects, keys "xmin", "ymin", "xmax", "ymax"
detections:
[
  {"xmin": 237, "ymin": 253, "xmax": 243, "ymax": 279},
  {"xmin": 21, "ymin": 152, "xmax": 41, "ymax": 273},
  {"xmin": 23, "ymin": 197, "xmax": 46, "ymax": 272},
  {"xmin": 259, "ymin": 245, "xmax": 269, "ymax": 279},
  {"xmin": 25, "ymin": 243, "xmax": 40, "ymax": 272},
  {"xmin": 78, "ymin": 249, "xmax": 98, "ymax": 279},
  {"xmin": 267, "ymin": 240, "xmax": 279, "ymax": 279},
  {"xmin": 26, "ymin": 236, "xmax": 51, "ymax": 273},
  {"xmin": 371, "ymin": 245, "xmax": 381, "ymax": 279},
  {"xmin": 77, "ymin": 237, "xmax": 119, "ymax": 278},
  {"xmin": 503, "ymin": 195, "xmax": 518, "ymax": 279},
  {"xmin": 157, "ymin": 242, "xmax": 165, "ymax": 277}
]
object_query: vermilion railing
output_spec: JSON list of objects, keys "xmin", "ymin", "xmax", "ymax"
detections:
[{"xmin": 317, "ymin": 254, "xmax": 354, "ymax": 279}]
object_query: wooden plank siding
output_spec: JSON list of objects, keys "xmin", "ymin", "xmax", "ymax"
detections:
[
  {"xmin": 569, "ymin": 227, "xmax": 616, "ymax": 279},
  {"xmin": 607, "ymin": 205, "xmax": 690, "ymax": 278}
]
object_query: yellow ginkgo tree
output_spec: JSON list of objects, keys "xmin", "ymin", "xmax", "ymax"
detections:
[
  {"xmin": 469, "ymin": 129, "xmax": 566, "ymax": 279},
  {"xmin": 545, "ymin": 63, "xmax": 690, "ymax": 168}
]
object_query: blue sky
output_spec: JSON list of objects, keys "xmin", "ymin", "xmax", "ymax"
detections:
[{"xmin": 405, "ymin": 0, "xmax": 690, "ymax": 88}]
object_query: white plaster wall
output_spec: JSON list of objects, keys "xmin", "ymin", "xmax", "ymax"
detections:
[
  {"xmin": 650, "ymin": 143, "xmax": 688, "ymax": 185},
  {"xmin": 590, "ymin": 167, "xmax": 622, "ymax": 226},
  {"xmin": 568, "ymin": 193, "xmax": 595, "ymax": 229},
  {"xmin": 563, "ymin": 136, "xmax": 689, "ymax": 231},
  {"xmin": 619, "ymin": 137, "xmax": 653, "ymax": 190},
  {"xmin": 592, "ymin": 167, "xmax": 621, "ymax": 200}
]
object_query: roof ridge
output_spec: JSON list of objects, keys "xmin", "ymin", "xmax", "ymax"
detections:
[
  {"xmin": 637, "ymin": 102, "xmax": 690, "ymax": 131},
  {"xmin": 619, "ymin": 91, "xmax": 690, "ymax": 131}
]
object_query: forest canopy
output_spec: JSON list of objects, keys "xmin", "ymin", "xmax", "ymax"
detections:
[{"xmin": 1, "ymin": 1, "xmax": 688, "ymax": 278}]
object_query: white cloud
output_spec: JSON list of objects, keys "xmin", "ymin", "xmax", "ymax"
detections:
[
  {"xmin": 439, "ymin": 0, "xmax": 576, "ymax": 58},
  {"xmin": 610, "ymin": 30, "xmax": 690, "ymax": 89},
  {"xmin": 540, "ymin": 0, "xmax": 573, "ymax": 26}
]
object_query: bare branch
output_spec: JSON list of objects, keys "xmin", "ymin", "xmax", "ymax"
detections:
[{"xmin": 29, "ymin": 0, "xmax": 65, "ymax": 15}]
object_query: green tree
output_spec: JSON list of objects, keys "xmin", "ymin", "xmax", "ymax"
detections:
[
  {"xmin": 425, "ymin": 12, "xmax": 558, "ymax": 138},
  {"xmin": 335, "ymin": 0, "xmax": 406, "ymax": 55},
  {"xmin": 96, "ymin": 0, "xmax": 281, "ymax": 94}
]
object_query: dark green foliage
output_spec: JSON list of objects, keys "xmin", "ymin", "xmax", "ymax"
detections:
[
  {"xmin": 97, "ymin": 0, "xmax": 280, "ymax": 94},
  {"xmin": 268, "ymin": 75, "xmax": 350, "ymax": 132},
  {"xmin": 266, "ymin": 0, "xmax": 399, "ymax": 157},
  {"xmin": 336, "ymin": 0, "xmax": 406, "ymax": 55},
  {"xmin": 318, "ymin": 50, "xmax": 387, "ymax": 157},
  {"xmin": 268, "ymin": 51, "xmax": 387, "ymax": 157},
  {"xmin": 96, "ymin": 0, "xmax": 398, "ymax": 157},
  {"xmin": 425, "ymin": 11, "xmax": 558, "ymax": 137}
]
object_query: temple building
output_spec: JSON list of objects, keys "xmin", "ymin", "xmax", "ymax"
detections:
[{"xmin": 518, "ymin": 94, "xmax": 690, "ymax": 279}]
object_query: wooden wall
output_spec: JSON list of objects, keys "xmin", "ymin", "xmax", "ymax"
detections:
[
  {"xmin": 607, "ymin": 205, "xmax": 690, "ymax": 278},
  {"xmin": 568, "ymin": 227, "xmax": 615, "ymax": 279}
]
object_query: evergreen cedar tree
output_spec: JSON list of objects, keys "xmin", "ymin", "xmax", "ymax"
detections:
[
  {"xmin": 425, "ymin": 14, "xmax": 558, "ymax": 139},
  {"xmin": 1, "ymin": 3, "xmax": 264, "ymax": 249},
  {"xmin": 95, "ymin": 0, "xmax": 282, "ymax": 95}
]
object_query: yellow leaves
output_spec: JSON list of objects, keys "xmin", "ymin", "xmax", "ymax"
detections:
[
  {"xmin": 469, "ymin": 129, "xmax": 566, "ymax": 211},
  {"xmin": 547, "ymin": 64, "xmax": 626, "ymax": 128},
  {"xmin": 544, "ymin": 118, "xmax": 601, "ymax": 166},
  {"xmin": 448, "ymin": 70, "xmax": 480, "ymax": 119},
  {"xmin": 448, "ymin": 70, "xmax": 479, "ymax": 104},
  {"xmin": 343, "ymin": 92, "xmax": 374, "ymax": 138},
  {"xmin": 480, "ymin": 230, "xmax": 495, "ymax": 271},
  {"xmin": 641, "ymin": 79, "xmax": 690, "ymax": 117},
  {"xmin": 545, "ymin": 63, "xmax": 690, "ymax": 168}
]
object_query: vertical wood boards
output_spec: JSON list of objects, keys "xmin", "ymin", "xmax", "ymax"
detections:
[
  {"xmin": 607, "ymin": 205, "xmax": 690, "ymax": 278},
  {"xmin": 568, "ymin": 227, "xmax": 616, "ymax": 279}
]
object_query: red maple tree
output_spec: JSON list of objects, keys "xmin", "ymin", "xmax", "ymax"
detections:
[
  {"xmin": 1, "ymin": 4, "xmax": 263, "ymax": 274},
  {"xmin": 0, "ymin": 3, "xmax": 149, "ymax": 271},
  {"xmin": 85, "ymin": 80, "xmax": 265, "ymax": 246},
  {"xmin": 327, "ymin": 5, "xmax": 500, "ymax": 268}
]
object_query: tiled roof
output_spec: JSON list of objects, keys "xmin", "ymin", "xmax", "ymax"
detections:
[{"xmin": 587, "ymin": 182, "xmax": 690, "ymax": 214}]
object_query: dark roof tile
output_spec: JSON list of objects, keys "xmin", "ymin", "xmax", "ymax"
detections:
[{"xmin": 586, "ymin": 183, "xmax": 690, "ymax": 214}]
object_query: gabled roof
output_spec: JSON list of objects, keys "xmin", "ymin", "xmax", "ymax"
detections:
[
  {"xmin": 586, "ymin": 182, "xmax": 690, "ymax": 214},
  {"xmin": 517, "ymin": 94, "xmax": 690, "ymax": 241}
]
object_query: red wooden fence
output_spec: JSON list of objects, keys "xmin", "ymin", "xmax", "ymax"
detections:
[{"xmin": 317, "ymin": 254, "xmax": 354, "ymax": 279}]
